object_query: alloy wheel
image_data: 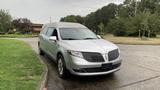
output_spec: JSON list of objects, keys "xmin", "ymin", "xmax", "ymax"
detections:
[{"xmin": 58, "ymin": 58, "xmax": 64, "ymax": 75}]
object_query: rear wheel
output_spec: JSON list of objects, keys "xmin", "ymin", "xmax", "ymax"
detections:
[
  {"xmin": 39, "ymin": 48, "xmax": 44, "ymax": 55},
  {"xmin": 57, "ymin": 55, "xmax": 69, "ymax": 78},
  {"xmin": 38, "ymin": 42, "xmax": 44, "ymax": 55}
]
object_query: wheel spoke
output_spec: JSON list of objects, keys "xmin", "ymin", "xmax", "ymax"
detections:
[{"xmin": 58, "ymin": 59, "xmax": 63, "ymax": 75}]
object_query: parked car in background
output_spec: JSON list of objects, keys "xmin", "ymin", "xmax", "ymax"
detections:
[{"xmin": 38, "ymin": 22, "xmax": 122, "ymax": 78}]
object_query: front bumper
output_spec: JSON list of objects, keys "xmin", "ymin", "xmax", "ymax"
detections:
[
  {"xmin": 68, "ymin": 55, "xmax": 122, "ymax": 76},
  {"xmin": 71, "ymin": 67, "xmax": 120, "ymax": 76}
]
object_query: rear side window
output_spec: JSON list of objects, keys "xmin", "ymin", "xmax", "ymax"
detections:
[
  {"xmin": 40, "ymin": 26, "xmax": 48, "ymax": 34},
  {"xmin": 46, "ymin": 27, "xmax": 55, "ymax": 37}
]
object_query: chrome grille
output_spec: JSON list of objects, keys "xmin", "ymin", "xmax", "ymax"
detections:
[{"xmin": 82, "ymin": 52, "xmax": 104, "ymax": 62}]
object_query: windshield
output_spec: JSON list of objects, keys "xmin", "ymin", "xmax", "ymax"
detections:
[{"xmin": 59, "ymin": 28, "xmax": 98, "ymax": 40}]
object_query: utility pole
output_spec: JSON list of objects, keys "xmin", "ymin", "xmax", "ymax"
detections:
[{"xmin": 49, "ymin": 16, "xmax": 52, "ymax": 23}]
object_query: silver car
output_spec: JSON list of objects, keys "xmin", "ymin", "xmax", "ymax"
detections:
[{"xmin": 38, "ymin": 22, "xmax": 122, "ymax": 78}]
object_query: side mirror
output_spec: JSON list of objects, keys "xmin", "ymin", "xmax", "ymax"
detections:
[
  {"xmin": 49, "ymin": 36, "xmax": 57, "ymax": 41},
  {"xmin": 97, "ymin": 35, "xmax": 102, "ymax": 39}
]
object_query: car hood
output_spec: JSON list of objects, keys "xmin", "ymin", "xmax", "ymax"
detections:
[{"xmin": 60, "ymin": 39, "xmax": 118, "ymax": 53}]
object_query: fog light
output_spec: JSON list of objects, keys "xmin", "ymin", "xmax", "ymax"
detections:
[{"xmin": 73, "ymin": 68, "xmax": 85, "ymax": 73}]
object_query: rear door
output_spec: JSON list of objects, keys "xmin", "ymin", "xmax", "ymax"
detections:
[
  {"xmin": 45, "ymin": 27, "xmax": 58, "ymax": 60},
  {"xmin": 39, "ymin": 26, "xmax": 48, "ymax": 52}
]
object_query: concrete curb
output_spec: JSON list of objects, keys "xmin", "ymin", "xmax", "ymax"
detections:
[
  {"xmin": 37, "ymin": 66, "xmax": 48, "ymax": 90},
  {"xmin": 36, "ymin": 55, "xmax": 49, "ymax": 90},
  {"xmin": 36, "ymin": 55, "xmax": 48, "ymax": 90}
]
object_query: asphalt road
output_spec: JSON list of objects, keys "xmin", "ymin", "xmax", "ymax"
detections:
[{"xmin": 16, "ymin": 38, "xmax": 160, "ymax": 90}]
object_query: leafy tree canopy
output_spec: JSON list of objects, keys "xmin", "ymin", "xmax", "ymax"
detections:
[
  {"xmin": 12, "ymin": 18, "xmax": 32, "ymax": 34},
  {"xmin": 60, "ymin": 0, "xmax": 160, "ymax": 37},
  {"xmin": 0, "ymin": 9, "xmax": 12, "ymax": 33}
]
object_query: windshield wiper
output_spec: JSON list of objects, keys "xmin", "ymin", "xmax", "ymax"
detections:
[
  {"xmin": 83, "ymin": 38, "xmax": 97, "ymax": 40},
  {"xmin": 63, "ymin": 38, "xmax": 78, "ymax": 40}
]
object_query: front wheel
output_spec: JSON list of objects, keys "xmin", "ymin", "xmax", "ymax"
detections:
[{"xmin": 57, "ymin": 55, "xmax": 69, "ymax": 79}]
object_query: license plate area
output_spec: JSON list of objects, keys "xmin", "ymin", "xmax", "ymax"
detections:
[{"xmin": 101, "ymin": 63, "xmax": 112, "ymax": 69}]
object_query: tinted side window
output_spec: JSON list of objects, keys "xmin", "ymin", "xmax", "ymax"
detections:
[
  {"xmin": 52, "ymin": 29, "xmax": 57, "ymax": 36},
  {"xmin": 46, "ymin": 27, "xmax": 55, "ymax": 37},
  {"xmin": 52, "ymin": 29, "xmax": 58, "ymax": 40}
]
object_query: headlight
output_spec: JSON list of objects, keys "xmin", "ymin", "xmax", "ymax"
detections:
[{"xmin": 68, "ymin": 50, "xmax": 83, "ymax": 58}]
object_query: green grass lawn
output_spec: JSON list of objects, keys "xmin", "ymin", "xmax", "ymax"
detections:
[
  {"xmin": 0, "ymin": 39, "xmax": 43, "ymax": 90},
  {"xmin": 104, "ymin": 34, "xmax": 160, "ymax": 45},
  {"xmin": 0, "ymin": 34, "xmax": 38, "ymax": 38}
]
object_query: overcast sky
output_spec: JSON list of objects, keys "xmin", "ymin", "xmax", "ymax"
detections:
[{"xmin": 0, "ymin": 0, "xmax": 124, "ymax": 24}]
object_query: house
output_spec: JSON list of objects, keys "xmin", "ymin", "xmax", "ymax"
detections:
[{"xmin": 31, "ymin": 23, "xmax": 43, "ymax": 33}]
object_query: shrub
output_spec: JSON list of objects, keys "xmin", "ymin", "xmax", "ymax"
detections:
[
  {"xmin": 14, "ymin": 32, "xmax": 22, "ymax": 35},
  {"xmin": 0, "ymin": 32, "xmax": 5, "ymax": 35},
  {"xmin": 7, "ymin": 30, "xmax": 15, "ymax": 34}
]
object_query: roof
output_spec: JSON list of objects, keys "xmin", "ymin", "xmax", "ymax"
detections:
[
  {"xmin": 43, "ymin": 22, "xmax": 87, "ymax": 29},
  {"xmin": 31, "ymin": 23, "xmax": 43, "ymax": 27}
]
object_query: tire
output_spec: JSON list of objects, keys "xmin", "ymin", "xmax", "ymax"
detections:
[
  {"xmin": 38, "ymin": 42, "xmax": 44, "ymax": 56},
  {"xmin": 57, "ymin": 55, "xmax": 69, "ymax": 79},
  {"xmin": 108, "ymin": 72, "xmax": 115, "ymax": 76},
  {"xmin": 39, "ymin": 48, "xmax": 45, "ymax": 55}
]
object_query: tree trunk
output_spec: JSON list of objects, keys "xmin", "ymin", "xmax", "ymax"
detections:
[
  {"xmin": 139, "ymin": 30, "xmax": 141, "ymax": 38},
  {"xmin": 142, "ymin": 30, "xmax": 145, "ymax": 38},
  {"xmin": 148, "ymin": 30, "xmax": 150, "ymax": 38}
]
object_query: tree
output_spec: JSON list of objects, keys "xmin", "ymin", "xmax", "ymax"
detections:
[
  {"xmin": 60, "ymin": 15, "xmax": 77, "ymax": 22},
  {"xmin": 61, "ymin": 3, "xmax": 118, "ymax": 34},
  {"xmin": 85, "ymin": 12, "xmax": 98, "ymax": 33},
  {"xmin": 124, "ymin": 0, "xmax": 136, "ymax": 5},
  {"xmin": 98, "ymin": 22, "xmax": 105, "ymax": 35},
  {"xmin": 148, "ymin": 13, "xmax": 160, "ymax": 37},
  {"xmin": 60, "ymin": 0, "xmax": 160, "ymax": 37},
  {"xmin": 100, "ymin": 3, "xmax": 118, "ymax": 25},
  {"xmin": 118, "ymin": 5, "xmax": 135, "ymax": 17},
  {"xmin": 12, "ymin": 18, "xmax": 32, "ymax": 34},
  {"xmin": 0, "ymin": 9, "xmax": 12, "ymax": 33},
  {"xmin": 132, "ymin": 0, "xmax": 159, "ymax": 15},
  {"xmin": 60, "ymin": 15, "xmax": 84, "ymax": 24},
  {"xmin": 107, "ymin": 18, "xmax": 127, "ymax": 36}
]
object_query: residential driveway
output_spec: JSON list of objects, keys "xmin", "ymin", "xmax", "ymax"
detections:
[{"xmin": 16, "ymin": 38, "xmax": 160, "ymax": 90}]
